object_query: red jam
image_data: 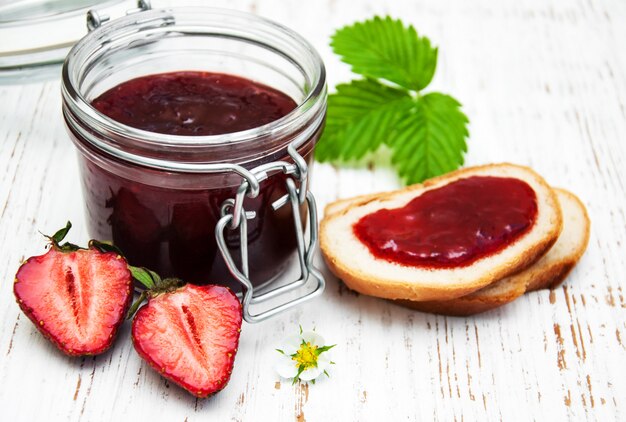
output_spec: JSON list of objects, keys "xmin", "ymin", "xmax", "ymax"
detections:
[
  {"xmin": 83, "ymin": 71, "xmax": 311, "ymax": 291},
  {"xmin": 353, "ymin": 176, "xmax": 538, "ymax": 268},
  {"xmin": 92, "ymin": 71, "xmax": 297, "ymax": 136}
]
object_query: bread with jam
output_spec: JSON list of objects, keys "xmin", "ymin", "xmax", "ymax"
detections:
[
  {"xmin": 395, "ymin": 189, "xmax": 589, "ymax": 315},
  {"xmin": 320, "ymin": 164, "xmax": 563, "ymax": 302},
  {"xmin": 324, "ymin": 186, "xmax": 589, "ymax": 315}
]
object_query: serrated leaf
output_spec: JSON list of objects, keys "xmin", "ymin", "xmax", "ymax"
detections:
[
  {"xmin": 331, "ymin": 16, "xmax": 438, "ymax": 91},
  {"xmin": 389, "ymin": 93, "xmax": 469, "ymax": 184},
  {"xmin": 315, "ymin": 79, "xmax": 412, "ymax": 161}
]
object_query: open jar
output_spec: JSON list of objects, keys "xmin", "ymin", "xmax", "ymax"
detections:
[{"xmin": 61, "ymin": 3, "xmax": 327, "ymax": 322}]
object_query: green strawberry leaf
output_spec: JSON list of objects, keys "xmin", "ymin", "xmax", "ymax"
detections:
[
  {"xmin": 389, "ymin": 93, "xmax": 469, "ymax": 184},
  {"xmin": 331, "ymin": 16, "xmax": 438, "ymax": 91},
  {"xmin": 315, "ymin": 79, "xmax": 412, "ymax": 161},
  {"xmin": 319, "ymin": 16, "xmax": 469, "ymax": 183}
]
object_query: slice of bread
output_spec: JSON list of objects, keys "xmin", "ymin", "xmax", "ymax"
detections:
[
  {"xmin": 395, "ymin": 189, "xmax": 589, "ymax": 315},
  {"xmin": 396, "ymin": 275, "xmax": 527, "ymax": 316},
  {"xmin": 320, "ymin": 164, "xmax": 563, "ymax": 301},
  {"xmin": 325, "ymin": 190, "xmax": 527, "ymax": 314},
  {"xmin": 523, "ymin": 188, "xmax": 590, "ymax": 292},
  {"xmin": 324, "ymin": 187, "xmax": 589, "ymax": 316}
]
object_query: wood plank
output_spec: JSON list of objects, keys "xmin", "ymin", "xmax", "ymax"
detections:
[{"xmin": 0, "ymin": 0, "xmax": 624, "ymax": 420}]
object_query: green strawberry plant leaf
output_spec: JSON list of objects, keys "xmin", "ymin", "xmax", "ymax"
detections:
[{"xmin": 317, "ymin": 16, "xmax": 469, "ymax": 183}]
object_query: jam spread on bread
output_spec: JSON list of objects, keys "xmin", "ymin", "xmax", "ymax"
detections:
[{"xmin": 353, "ymin": 176, "xmax": 538, "ymax": 268}]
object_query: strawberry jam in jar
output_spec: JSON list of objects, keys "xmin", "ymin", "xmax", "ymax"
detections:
[{"xmin": 61, "ymin": 6, "xmax": 327, "ymax": 316}]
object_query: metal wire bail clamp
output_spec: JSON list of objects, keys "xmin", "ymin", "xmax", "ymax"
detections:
[{"xmin": 215, "ymin": 143, "xmax": 325, "ymax": 323}]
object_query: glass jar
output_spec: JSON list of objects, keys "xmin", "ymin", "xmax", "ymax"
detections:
[{"xmin": 61, "ymin": 5, "xmax": 327, "ymax": 322}]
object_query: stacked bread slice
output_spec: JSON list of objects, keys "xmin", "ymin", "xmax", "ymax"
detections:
[{"xmin": 320, "ymin": 164, "xmax": 590, "ymax": 316}]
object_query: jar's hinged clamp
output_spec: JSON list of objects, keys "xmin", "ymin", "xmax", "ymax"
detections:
[{"xmin": 215, "ymin": 144, "xmax": 325, "ymax": 323}]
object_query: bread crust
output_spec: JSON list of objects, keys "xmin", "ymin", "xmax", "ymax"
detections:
[
  {"xmin": 320, "ymin": 163, "xmax": 563, "ymax": 302},
  {"xmin": 393, "ymin": 269, "xmax": 528, "ymax": 316},
  {"xmin": 398, "ymin": 261, "xmax": 577, "ymax": 317},
  {"xmin": 525, "ymin": 188, "xmax": 590, "ymax": 291},
  {"xmin": 394, "ymin": 283, "xmax": 526, "ymax": 317}
]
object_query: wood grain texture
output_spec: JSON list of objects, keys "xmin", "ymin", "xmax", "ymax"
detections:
[{"xmin": 1, "ymin": 0, "xmax": 624, "ymax": 420}]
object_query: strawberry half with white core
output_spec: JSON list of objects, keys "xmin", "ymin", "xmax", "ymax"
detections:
[
  {"xmin": 14, "ymin": 222, "xmax": 132, "ymax": 356},
  {"xmin": 128, "ymin": 268, "xmax": 243, "ymax": 398}
]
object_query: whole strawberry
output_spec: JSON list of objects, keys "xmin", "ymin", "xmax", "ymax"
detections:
[
  {"xmin": 14, "ymin": 222, "xmax": 133, "ymax": 356},
  {"xmin": 128, "ymin": 269, "xmax": 243, "ymax": 398}
]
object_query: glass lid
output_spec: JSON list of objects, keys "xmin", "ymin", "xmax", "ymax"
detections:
[{"xmin": 0, "ymin": 0, "xmax": 136, "ymax": 84}]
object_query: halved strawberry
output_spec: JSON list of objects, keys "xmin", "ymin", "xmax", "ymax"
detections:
[
  {"xmin": 129, "ymin": 273, "xmax": 242, "ymax": 398},
  {"xmin": 14, "ymin": 222, "xmax": 132, "ymax": 356}
]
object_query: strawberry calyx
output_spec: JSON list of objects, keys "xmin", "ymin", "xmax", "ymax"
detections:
[
  {"xmin": 43, "ymin": 221, "xmax": 82, "ymax": 252},
  {"xmin": 126, "ymin": 266, "xmax": 185, "ymax": 319},
  {"xmin": 88, "ymin": 239, "xmax": 125, "ymax": 256},
  {"xmin": 43, "ymin": 222, "xmax": 124, "ymax": 256}
]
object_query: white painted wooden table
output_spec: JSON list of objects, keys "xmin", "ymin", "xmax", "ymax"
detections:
[{"xmin": 1, "ymin": 0, "xmax": 625, "ymax": 420}]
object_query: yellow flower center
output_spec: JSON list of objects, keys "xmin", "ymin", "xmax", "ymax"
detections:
[{"xmin": 292, "ymin": 341, "xmax": 318, "ymax": 370}]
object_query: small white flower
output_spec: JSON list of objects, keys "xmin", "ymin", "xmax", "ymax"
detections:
[{"xmin": 275, "ymin": 326, "xmax": 335, "ymax": 384}]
